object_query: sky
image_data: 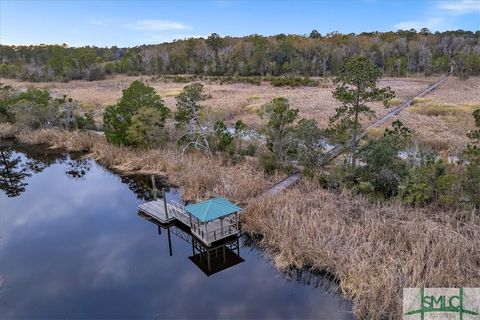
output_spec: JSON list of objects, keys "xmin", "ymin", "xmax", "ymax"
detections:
[{"xmin": 1, "ymin": 0, "xmax": 479, "ymax": 47}]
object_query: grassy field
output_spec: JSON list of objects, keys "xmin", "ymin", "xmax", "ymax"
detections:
[{"xmin": 3, "ymin": 75, "xmax": 479, "ymax": 153}]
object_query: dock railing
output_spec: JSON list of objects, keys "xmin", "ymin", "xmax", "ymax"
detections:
[
  {"xmin": 166, "ymin": 200, "xmax": 191, "ymax": 225},
  {"xmin": 203, "ymin": 223, "xmax": 239, "ymax": 243}
]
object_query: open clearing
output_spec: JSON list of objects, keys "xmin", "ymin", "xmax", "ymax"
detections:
[{"xmin": 3, "ymin": 75, "xmax": 479, "ymax": 153}]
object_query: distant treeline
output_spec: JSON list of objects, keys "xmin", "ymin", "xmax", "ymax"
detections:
[{"xmin": 1, "ymin": 29, "xmax": 479, "ymax": 82}]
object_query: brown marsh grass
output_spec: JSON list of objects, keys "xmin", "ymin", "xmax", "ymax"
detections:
[
  {"xmin": 0, "ymin": 123, "xmax": 15, "ymax": 139},
  {"xmin": 3, "ymin": 75, "xmax": 479, "ymax": 151},
  {"xmin": 14, "ymin": 129, "xmax": 275, "ymax": 203},
  {"xmin": 408, "ymin": 103, "xmax": 478, "ymax": 117},
  {"xmin": 243, "ymin": 181, "xmax": 480, "ymax": 319}
]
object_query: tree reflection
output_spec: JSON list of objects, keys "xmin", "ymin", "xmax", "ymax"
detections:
[
  {"xmin": 0, "ymin": 150, "xmax": 31, "ymax": 197},
  {"xmin": 0, "ymin": 145, "xmax": 92, "ymax": 197},
  {"xmin": 0, "ymin": 143, "xmax": 172, "ymax": 200},
  {"xmin": 120, "ymin": 174, "xmax": 171, "ymax": 201},
  {"xmin": 0, "ymin": 143, "xmax": 174, "ymax": 200},
  {"xmin": 65, "ymin": 158, "xmax": 90, "ymax": 179}
]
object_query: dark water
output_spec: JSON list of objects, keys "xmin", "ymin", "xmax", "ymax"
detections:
[{"xmin": 0, "ymin": 143, "xmax": 353, "ymax": 319}]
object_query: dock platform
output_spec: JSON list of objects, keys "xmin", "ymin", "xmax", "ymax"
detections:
[{"xmin": 138, "ymin": 200, "xmax": 175, "ymax": 223}]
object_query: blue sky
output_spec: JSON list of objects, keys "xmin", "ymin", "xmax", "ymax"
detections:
[{"xmin": 1, "ymin": 0, "xmax": 479, "ymax": 47}]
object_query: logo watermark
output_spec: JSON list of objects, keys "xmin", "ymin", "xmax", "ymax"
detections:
[{"xmin": 404, "ymin": 288, "xmax": 480, "ymax": 319}]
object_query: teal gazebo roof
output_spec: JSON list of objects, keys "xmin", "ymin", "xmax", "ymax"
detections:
[{"xmin": 185, "ymin": 196, "xmax": 241, "ymax": 222}]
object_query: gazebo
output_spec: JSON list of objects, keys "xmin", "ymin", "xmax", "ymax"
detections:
[{"xmin": 185, "ymin": 196, "xmax": 241, "ymax": 245}]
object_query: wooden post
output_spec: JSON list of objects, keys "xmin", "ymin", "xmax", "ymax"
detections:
[
  {"xmin": 235, "ymin": 212, "xmax": 239, "ymax": 232},
  {"xmin": 205, "ymin": 222, "xmax": 208, "ymax": 242},
  {"xmin": 220, "ymin": 217, "xmax": 224, "ymax": 237},
  {"xmin": 167, "ymin": 227, "xmax": 172, "ymax": 256},
  {"xmin": 151, "ymin": 175, "xmax": 157, "ymax": 200},
  {"xmin": 207, "ymin": 250, "xmax": 211, "ymax": 271},
  {"xmin": 163, "ymin": 189, "xmax": 169, "ymax": 220}
]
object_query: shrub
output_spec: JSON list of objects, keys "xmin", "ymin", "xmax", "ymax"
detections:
[
  {"xmin": 126, "ymin": 107, "xmax": 169, "ymax": 148},
  {"xmin": 259, "ymin": 153, "xmax": 278, "ymax": 174},
  {"xmin": 10, "ymin": 102, "xmax": 53, "ymax": 130},
  {"xmin": 243, "ymin": 143, "xmax": 257, "ymax": 157},
  {"xmin": 294, "ymin": 118, "xmax": 323, "ymax": 168},
  {"xmin": 73, "ymin": 112, "xmax": 96, "ymax": 130},
  {"xmin": 16, "ymin": 87, "xmax": 51, "ymax": 106},
  {"xmin": 269, "ymin": 76, "xmax": 319, "ymax": 87},
  {"xmin": 462, "ymin": 164, "xmax": 480, "ymax": 209},
  {"xmin": 359, "ymin": 140, "xmax": 408, "ymax": 197},
  {"xmin": 400, "ymin": 178, "xmax": 433, "ymax": 206},
  {"xmin": 213, "ymin": 120, "xmax": 234, "ymax": 152}
]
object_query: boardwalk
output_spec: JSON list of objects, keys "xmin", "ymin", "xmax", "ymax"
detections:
[
  {"xmin": 264, "ymin": 172, "xmax": 301, "ymax": 196},
  {"xmin": 318, "ymin": 74, "xmax": 451, "ymax": 166},
  {"xmin": 262, "ymin": 73, "xmax": 451, "ymax": 196}
]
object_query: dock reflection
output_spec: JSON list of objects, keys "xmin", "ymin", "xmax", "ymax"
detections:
[{"xmin": 140, "ymin": 213, "xmax": 245, "ymax": 277}]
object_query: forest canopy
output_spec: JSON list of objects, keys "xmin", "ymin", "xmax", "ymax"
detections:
[{"xmin": 1, "ymin": 29, "xmax": 479, "ymax": 81}]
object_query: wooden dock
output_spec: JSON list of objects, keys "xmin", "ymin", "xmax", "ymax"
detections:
[
  {"xmin": 138, "ymin": 200, "xmax": 175, "ymax": 223},
  {"xmin": 138, "ymin": 198, "xmax": 240, "ymax": 247}
]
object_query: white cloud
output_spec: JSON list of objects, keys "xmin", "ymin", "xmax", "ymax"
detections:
[
  {"xmin": 125, "ymin": 19, "xmax": 190, "ymax": 31},
  {"xmin": 393, "ymin": 0, "xmax": 479, "ymax": 31},
  {"xmin": 437, "ymin": 0, "xmax": 480, "ymax": 15},
  {"xmin": 394, "ymin": 17, "xmax": 444, "ymax": 30}
]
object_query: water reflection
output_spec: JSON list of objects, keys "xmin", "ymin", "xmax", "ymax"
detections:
[
  {"xmin": 0, "ymin": 149, "xmax": 30, "ymax": 197},
  {"xmin": 140, "ymin": 215, "xmax": 245, "ymax": 277},
  {"xmin": 0, "ymin": 142, "xmax": 91, "ymax": 197},
  {"xmin": 0, "ymin": 145, "xmax": 354, "ymax": 319},
  {"xmin": 120, "ymin": 174, "xmax": 183, "ymax": 202},
  {"xmin": 0, "ymin": 142, "xmax": 168, "ymax": 201}
]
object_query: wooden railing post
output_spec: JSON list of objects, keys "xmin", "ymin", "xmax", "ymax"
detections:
[
  {"xmin": 151, "ymin": 174, "xmax": 158, "ymax": 200},
  {"xmin": 163, "ymin": 189, "xmax": 169, "ymax": 219}
]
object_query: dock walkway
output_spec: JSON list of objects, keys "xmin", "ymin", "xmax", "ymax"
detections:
[{"xmin": 138, "ymin": 201, "xmax": 175, "ymax": 223}]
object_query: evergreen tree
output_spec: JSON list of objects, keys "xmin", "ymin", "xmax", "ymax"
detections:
[
  {"xmin": 327, "ymin": 55, "xmax": 395, "ymax": 167},
  {"xmin": 258, "ymin": 97, "xmax": 298, "ymax": 166},
  {"xmin": 103, "ymin": 80, "xmax": 170, "ymax": 146}
]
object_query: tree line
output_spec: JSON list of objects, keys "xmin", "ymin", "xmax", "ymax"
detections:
[{"xmin": 1, "ymin": 29, "xmax": 479, "ymax": 82}]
